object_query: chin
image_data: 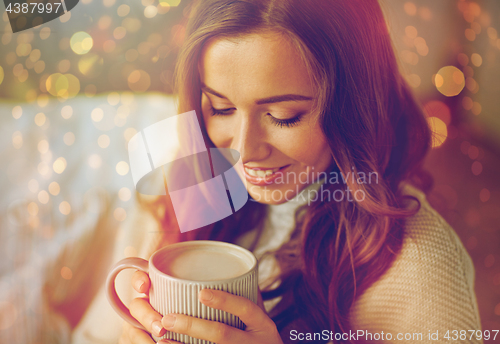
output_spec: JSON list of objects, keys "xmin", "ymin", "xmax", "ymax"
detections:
[{"xmin": 247, "ymin": 187, "xmax": 299, "ymax": 205}]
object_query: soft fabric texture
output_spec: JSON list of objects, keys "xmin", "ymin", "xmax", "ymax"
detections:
[{"xmin": 72, "ymin": 182, "xmax": 482, "ymax": 344}]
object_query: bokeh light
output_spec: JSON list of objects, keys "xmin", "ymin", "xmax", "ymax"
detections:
[
  {"xmin": 53, "ymin": 157, "xmax": 67, "ymax": 174},
  {"xmin": 118, "ymin": 187, "xmax": 131, "ymax": 201},
  {"xmin": 59, "ymin": 201, "xmax": 71, "ymax": 215},
  {"xmin": 27, "ymin": 202, "xmax": 38, "ymax": 216},
  {"xmin": 46, "ymin": 73, "xmax": 80, "ymax": 99},
  {"xmin": 471, "ymin": 161, "xmax": 483, "ymax": 175},
  {"xmin": 37, "ymin": 140, "xmax": 49, "ymax": 154},
  {"xmin": 116, "ymin": 161, "xmax": 129, "ymax": 175},
  {"xmin": 49, "ymin": 182, "xmax": 61, "ymax": 196},
  {"xmin": 34, "ymin": 113, "xmax": 46, "ymax": 126},
  {"xmin": 127, "ymin": 70, "xmax": 151, "ymax": 92},
  {"xmin": 144, "ymin": 5, "xmax": 158, "ymax": 18},
  {"xmin": 61, "ymin": 105, "xmax": 73, "ymax": 119},
  {"xmin": 78, "ymin": 53, "xmax": 104, "ymax": 77},
  {"xmin": 88, "ymin": 154, "xmax": 102, "ymax": 169},
  {"xmin": 38, "ymin": 190, "xmax": 49, "ymax": 204},
  {"xmin": 61, "ymin": 266, "xmax": 73, "ymax": 280},
  {"xmin": 70, "ymin": 31, "xmax": 93, "ymax": 55},
  {"xmin": 12, "ymin": 131, "xmax": 23, "ymax": 149},
  {"xmin": 98, "ymin": 134, "xmax": 110, "ymax": 148},
  {"xmin": 12, "ymin": 106, "xmax": 22, "ymax": 119},
  {"xmin": 0, "ymin": 66, "xmax": 3, "ymax": 86},
  {"xmin": 426, "ymin": 116, "xmax": 448, "ymax": 148},
  {"xmin": 114, "ymin": 207, "xmax": 127, "ymax": 221},
  {"xmin": 64, "ymin": 132, "xmax": 75, "ymax": 146},
  {"xmin": 28, "ymin": 179, "xmax": 39, "ymax": 193},
  {"xmin": 434, "ymin": 66, "xmax": 465, "ymax": 97},
  {"xmin": 160, "ymin": 0, "xmax": 181, "ymax": 6},
  {"xmin": 91, "ymin": 108, "xmax": 104, "ymax": 122},
  {"xmin": 470, "ymin": 53, "xmax": 482, "ymax": 67},
  {"xmin": 479, "ymin": 188, "xmax": 490, "ymax": 203},
  {"xmin": 423, "ymin": 100, "xmax": 451, "ymax": 125}
]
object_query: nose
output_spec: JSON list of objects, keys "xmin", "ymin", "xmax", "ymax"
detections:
[{"xmin": 230, "ymin": 113, "xmax": 271, "ymax": 164}]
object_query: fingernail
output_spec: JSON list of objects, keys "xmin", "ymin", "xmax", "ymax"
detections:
[
  {"xmin": 163, "ymin": 314, "xmax": 176, "ymax": 328},
  {"xmin": 200, "ymin": 289, "xmax": 213, "ymax": 301},
  {"xmin": 134, "ymin": 280, "xmax": 145, "ymax": 292},
  {"xmin": 152, "ymin": 320, "xmax": 165, "ymax": 337}
]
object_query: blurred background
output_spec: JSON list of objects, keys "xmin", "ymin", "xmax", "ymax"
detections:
[{"xmin": 0, "ymin": 0, "xmax": 499, "ymax": 342}]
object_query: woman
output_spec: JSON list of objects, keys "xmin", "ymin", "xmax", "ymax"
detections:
[{"xmin": 119, "ymin": 0, "xmax": 482, "ymax": 343}]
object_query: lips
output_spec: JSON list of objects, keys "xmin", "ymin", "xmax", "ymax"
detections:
[{"xmin": 243, "ymin": 165, "xmax": 290, "ymax": 186}]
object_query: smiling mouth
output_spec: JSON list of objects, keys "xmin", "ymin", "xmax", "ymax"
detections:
[
  {"xmin": 244, "ymin": 166, "xmax": 282, "ymax": 177},
  {"xmin": 242, "ymin": 165, "xmax": 290, "ymax": 183}
]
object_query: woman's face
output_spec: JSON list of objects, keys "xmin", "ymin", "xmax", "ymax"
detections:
[{"xmin": 199, "ymin": 32, "xmax": 332, "ymax": 204}]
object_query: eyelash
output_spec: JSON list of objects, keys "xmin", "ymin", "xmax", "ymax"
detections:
[{"xmin": 210, "ymin": 107, "xmax": 302, "ymax": 128}]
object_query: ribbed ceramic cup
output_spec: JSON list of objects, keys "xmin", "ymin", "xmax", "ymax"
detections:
[{"xmin": 106, "ymin": 241, "xmax": 258, "ymax": 344}]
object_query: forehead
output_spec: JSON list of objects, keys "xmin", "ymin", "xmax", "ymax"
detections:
[{"xmin": 199, "ymin": 32, "xmax": 314, "ymax": 100}]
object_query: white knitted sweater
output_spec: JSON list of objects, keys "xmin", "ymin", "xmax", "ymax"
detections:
[{"xmin": 72, "ymin": 182, "xmax": 482, "ymax": 344}]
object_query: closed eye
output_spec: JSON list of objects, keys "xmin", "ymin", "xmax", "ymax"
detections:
[
  {"xmin": 210, "ymin": 107, "xmax": 235, "ymax": 116},
  {"xmin": 267, "ymin": 113, "xmax": 303, "ymax": 128}
]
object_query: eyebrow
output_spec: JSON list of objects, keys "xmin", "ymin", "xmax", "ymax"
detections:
[{"xmin": 201, "ymin": 84, "xmax": 314, "ymax": 105}]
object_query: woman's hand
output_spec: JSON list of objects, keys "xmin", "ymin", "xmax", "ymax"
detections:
[
  {"xmin": 120, "ymin": 270, "xmax": 282, "ymax": 344},
  {"xmin": 119, "ymin": 271, "xmax": 165, "ymax": 344},
  {"xmin": 157, "ymin": 289, "xmax": 283, "ymax": 344}
]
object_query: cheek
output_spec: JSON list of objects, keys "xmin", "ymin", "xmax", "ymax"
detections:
[
  {"xmin": 203, "ymin": 116, "xmax": 232, "ymax": 148},
  {"xmin": 273, "ymin": 127, "xmax": 330, "ymax": 166}
]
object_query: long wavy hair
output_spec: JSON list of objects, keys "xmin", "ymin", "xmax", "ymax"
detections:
[{"xmin": 143, "ymin": 0, "xmax": 433, "ymax": 342}]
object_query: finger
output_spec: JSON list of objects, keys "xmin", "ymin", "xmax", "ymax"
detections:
[
  {"xmin": 198, "ymin": 289, "xmax": 273, "ymax": 331},
  {"xmin": 161, "ymin": 313, "xmax": 245, "ymax": 344},
  {"xmin": 132, "ymin": 270, "xmax": 150, "ymax": 294},
  {"xmin": 129, "ymin": 297, "xmax": 166, "ymax": 338},
  {"xmin": 122, "ymin": 322, "xmax": 156, "ymax": 344}
]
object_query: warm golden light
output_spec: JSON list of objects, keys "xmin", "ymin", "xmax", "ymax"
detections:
[
  {"xmin": 37, "ymin": 139, "xmax": 49, "ymax": 154},
  {"xmin": 59, "ymin": 201, "xmax": 71, "ymax": 215},
  {"xmin": 12, "ymin": 106, "xmax": 22, "ymax": 119},
  {"xmin": 426, "ymin": 117, "xmax": 448, "ymax": 148},
  {"xmin": 61, "ymin": 105, "xmax": 73, "ymax": 119},
  {"xmin": 160, "ymin": 0, "xmax": 181, "ymax": 6},
  {"xmin": 38, "ymin": 190, "xmax": 49, "ymax": 204},
  {"xmin": 470, "ymin": 53, "xmax": 482, "ymax": 67},
  {"xmin": 70, "ymin": 31, "xmax": 93, "ymax": 55},
  {"xmin": 435, "ymin": 66, "xmax": 465, "ymax": 97},
  {"xmin": 91, "ymin": 108, "xmax": 104, "ymax": 122},
  {"xmin": 53, "ymin": 157, "xmax": 67, "ymax": 174},
  {"xmin": 34, "ymin": 112, "xmax": 46, "ymax": 126},
  {"xmin": 127, "ymin": 70, "xmax": 151, "ymax": 92},
  {"xmin": 46, "ymin": 73, "xmax": 80, "ymax": 99},
  {"xmin": 49, "ymin": 182, "xmax": 60, "ymax": 196},
  {"xmin": 61, "ymin": 266, "xmax": 73, "ymax": 280},
  {"xmin": 119, "ymin": 187, "xmax": 132, "ymax": 201},
  {"xmin": 116, "ymin": 161, "xmax": 129, "ymax": 176}
]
